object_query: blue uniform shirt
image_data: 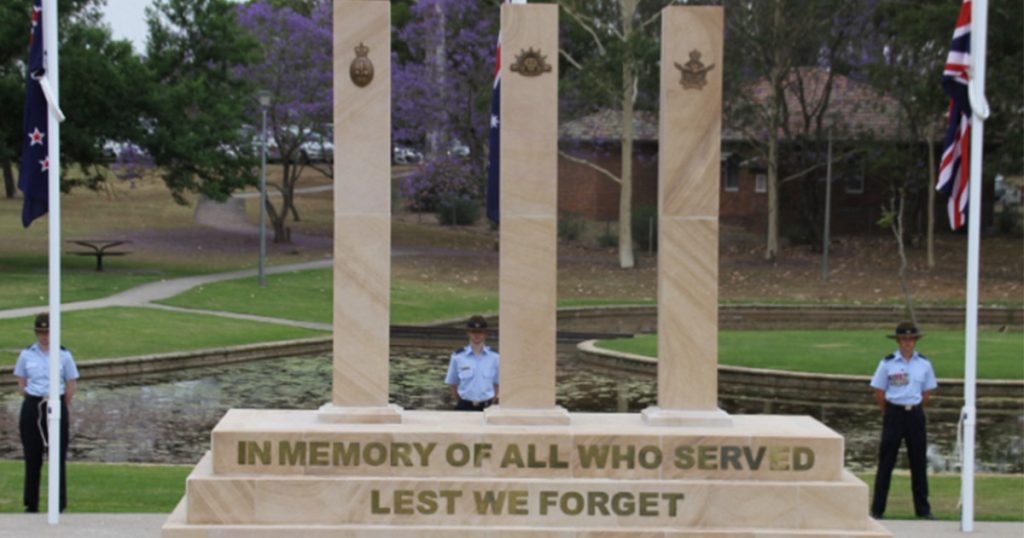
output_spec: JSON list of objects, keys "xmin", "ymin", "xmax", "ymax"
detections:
[
  {"xmin": 445, "ymin": 345, "xmax": 499, "ymax": 402},
  {"xmin": 13, "ymin": 343, "xmax": 80, "ymax": 398},
  {"xmin": 870, "ymin": 351, "xmax": 937, "ymax": 406}
]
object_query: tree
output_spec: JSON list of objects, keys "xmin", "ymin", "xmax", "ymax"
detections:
[
  {"xmin": 392, "ymin": 0, "xmax": 499, "ymax": 214},
  {"xmin": 140, "ymin": 0, "xmax": 260, "ymax": 204},
  {"xmin": 558, "ymin": 0, "xmax": 664, "ymax": 269},
  {"xmin": 724, "ymin": 0, "xmax": 860, "ymax": 261},
  {"xmin": 868, "ymin": 0, "xmax": 958, "ymax": 268},
  {"xmin": 236, "ymin": 0, "xmax": 332, "ymax": 243},
  {"xmin": 0, "ymin": 0, "xmax": 140, "ymax": 197}
]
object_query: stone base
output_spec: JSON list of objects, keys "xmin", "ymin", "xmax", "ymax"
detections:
[
  {"xmin": 162, "ymin": 409, "xmax": 888, "ymax": 537},
  {"xmin": 641, "ymin": 406, "xmax": 733, "ymax": 427},
  {"xmin": 317, "ymin": 403, "xmax": 403, "ymax": 424},
  {"xmin": 484, "ymin": 405, "xmax": 572, "ymax": 425}
]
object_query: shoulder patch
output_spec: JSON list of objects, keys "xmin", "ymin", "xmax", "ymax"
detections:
[{"xmin": 883, "ymin": 353, "xmax": 896, "ymax": 361}]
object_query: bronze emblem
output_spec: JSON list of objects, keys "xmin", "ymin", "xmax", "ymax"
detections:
[
  {"xmin": 510, "ymin": 48, "xmax": 552, "ymax": 77},
  {"xmin": 349, "ymin": 42, "xmax": 374, "ymax": 88},
  {"xmin": 674, "ymin": 50, "xmax": 715, "ymax": 90}
]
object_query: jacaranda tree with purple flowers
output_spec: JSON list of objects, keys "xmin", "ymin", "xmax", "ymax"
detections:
[
  {"xmin": 393, "ymin": 0, "xmax": 500, "ymax": 224},
  {"xmin": 236, "ymin": 0, "xmax": 333, "ymax": 243}
]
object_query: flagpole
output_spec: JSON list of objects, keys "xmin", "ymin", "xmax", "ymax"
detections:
[
  {"xmin": 961, "ymin": 0, "xmax": 990, "ymax": 532},
  {"xmin": 43, "ymin": 0, "xmax": 61, "ymax": 525}
]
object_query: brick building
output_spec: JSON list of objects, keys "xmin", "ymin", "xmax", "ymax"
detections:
[{"xmin": 556, "ymin": 69, "xmax": 976, "ymax": 236}]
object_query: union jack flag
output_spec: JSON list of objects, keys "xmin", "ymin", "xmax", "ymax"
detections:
[
  {"xmin": 486, "ymin": 2, "xmax": 510, "ymax": 225},
  {"xmin": 937, "ymin": 0, "xmax": 972, "ymax": 230},
  {"xmin": 19, "ymin": 0, "xmax": 47, "ymax": 228}
]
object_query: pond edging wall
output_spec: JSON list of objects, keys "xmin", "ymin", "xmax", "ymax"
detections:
[{"xmin": 577, "ymin": 340, "xmax": 1024, "ymax": 415}]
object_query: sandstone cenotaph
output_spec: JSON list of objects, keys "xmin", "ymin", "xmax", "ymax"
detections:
[{"xmin": 163, "ymin": 3, "xmax": 889, "ymax": 535}]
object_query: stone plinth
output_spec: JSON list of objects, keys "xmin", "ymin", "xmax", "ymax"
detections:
[{"xmin": 163, "ymin": 410, "xmax": 887, "ymax": 536}]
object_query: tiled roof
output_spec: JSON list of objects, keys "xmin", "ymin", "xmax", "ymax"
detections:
[{"xmin": 560, "ymin": 68, "xmax": 923, "ymax": 144}]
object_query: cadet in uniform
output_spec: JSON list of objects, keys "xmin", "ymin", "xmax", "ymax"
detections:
[
  {"xmin": 13, "ymin": 313, "xmax": 79, "ymax": 513},
  {"xmin": 869, "ymin": 322, "xmax": 937, "ymax": 520},
  {"xmin": 445, "ymin": 315, "xmax": 499, "ymax": 411}
]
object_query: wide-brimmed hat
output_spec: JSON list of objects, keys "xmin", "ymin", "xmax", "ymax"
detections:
[
  {"xmin": 465, "ymin": 315, "xmax": 488, "ymax": 331},
  {"xmin": 886, "ymin": 321, "xmax": 923, "ymax": 339},
  {"xmin": 34, "ymin": 313, "xmax": 49, "ymax": 332}
]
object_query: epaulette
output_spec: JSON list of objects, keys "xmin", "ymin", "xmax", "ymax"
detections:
[
  {"xmin": 61, "ymin": 346, "xmax": 68, "ymax": 351},
  {"xmin": 453, "ymin": 346, "xmax": 467, "ymax": 355},
  {"xmin": 918, "ymin": 354, "xmax": 930, "ymax": 362},
  {"xmin": 883, "ymin": 353, "xmax": 897, "ymax": 361}
]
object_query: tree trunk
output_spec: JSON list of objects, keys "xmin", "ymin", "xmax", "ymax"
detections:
[
  {"xmin": 617, "ymin": 0, "xmax": 637, "ymax": 269},
  {"xmin": 2, "ymin": 161, "xmax": 14, "ymax": 198},
  {"xmin": 765, "ymin": 123, "xmax": 779, "ymax": 262},
  {"xmin": 764, "ymin": 1, "xmax": 784, "ymax": 263},
  {"xmin": 891, "ymin": 191, "xmax": 917, "ymax": 325}
]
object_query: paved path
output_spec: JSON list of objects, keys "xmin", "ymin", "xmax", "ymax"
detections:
[
  {"xmin": 0, "ymin": 514, "xmax": 1020, "ymax": 537},
  {"xmin": 0, "ymin": 259, "xmax": 334, "ymax": 327}
]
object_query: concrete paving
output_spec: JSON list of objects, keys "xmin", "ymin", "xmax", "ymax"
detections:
[{"xmin": 0, "ymin": 514, "xmax": 1020, "ymax": 537}]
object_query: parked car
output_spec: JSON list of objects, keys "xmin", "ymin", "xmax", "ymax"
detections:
[
  {"xmin": 447, "ymin": 139, "xmax": 470, "ymax": 158},
  {"xmin": 393, "ymin": 145, "xmax": 424, "ymax": 165},
  {"xmin": 300, "ymin": 131, "xmax": 334, "ymax": 163}
]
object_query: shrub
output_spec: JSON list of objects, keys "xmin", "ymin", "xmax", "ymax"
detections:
[
  {"xmin": 437, "ymin": 194, "xmax": 481, "ymax": 226},
  {"xmin": 400, "ymin": 156, "xmax": 481, "ymax": 213},
  {"xmin": 632, "ymin": 205, "xmax": 658, "ymax": 252},
  {"xmin": 597, "ymin": 220, "xmax": 617, "ymax": 248},
  {"xmin": 559, "ymin": 212, "xmax": 585, "ymax": 241}
]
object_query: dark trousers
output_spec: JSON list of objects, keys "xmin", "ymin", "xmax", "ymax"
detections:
[
  {"xmin": 872, "ymin": 404, "xmax": 930, "ymax": 517},
  {"xmin": 19, "ymin": 395, "xmax": 69, "ymax": 513},
  {"xmin": 454, "ymin": 398, "xmax": 493, "ymax": 411}
]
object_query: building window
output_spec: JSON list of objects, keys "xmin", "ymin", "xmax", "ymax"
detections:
[
  {"xmin": 755, "ymin": 173, "xmax": 767, "ymax": 193},
  {"xmin": 845, "ymin": 159, "xmax": 865, "ymax": 194},
  {"xmin": 722, "ymin": 160, "xmax": 739, "ymax": 192}
]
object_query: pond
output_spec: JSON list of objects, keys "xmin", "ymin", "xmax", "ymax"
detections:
[{"xmin": 2, "ymin": 351, "xmax": 1020, "ymax": 473}]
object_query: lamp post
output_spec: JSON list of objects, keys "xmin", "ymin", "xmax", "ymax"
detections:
[{"xmin": 257, "ymin": 91, "xmax": 271, "ymax": 287}]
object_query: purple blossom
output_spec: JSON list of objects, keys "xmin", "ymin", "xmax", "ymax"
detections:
[{"xmin": 393, "ymin": 0, "xmax": 498, "ymax": 180}]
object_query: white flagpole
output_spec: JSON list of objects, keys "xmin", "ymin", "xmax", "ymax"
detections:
[
  {"xmin": 43, "ymin": 0, "xmax": 62, "ymax": 525},
  {"xmin": 961, "ymin": 0, "xmax": 990, "ymax": 532}
]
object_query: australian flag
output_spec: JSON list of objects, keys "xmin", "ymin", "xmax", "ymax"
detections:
[
  {"xmin": 937, "ymin": 0, "xmax": 972, "ymax": 231},
  {"xmin": 485, "ymin": 4, "xmax": 506, "ymax": 225},
  {"xmin": 19, "ymin": 0, "xmax": 48, "ymax": 228}
]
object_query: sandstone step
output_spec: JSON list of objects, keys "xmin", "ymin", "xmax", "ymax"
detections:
[{"xmin": 211, "ymin": 409, "xmax": 845, "ymax": 482}]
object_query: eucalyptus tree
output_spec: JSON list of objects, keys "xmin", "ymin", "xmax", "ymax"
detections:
[{"xmin": 558, "ymin": 0, "xmax": 666, "ymax": 269}]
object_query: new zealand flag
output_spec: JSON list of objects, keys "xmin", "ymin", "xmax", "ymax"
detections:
[{"xmin": 19, "ymin": 0, "xmax": 48, "ymax": 228}]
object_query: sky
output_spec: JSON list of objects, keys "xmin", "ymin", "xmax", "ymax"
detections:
[{"xmin": 102, "ymin": 0, "xmax": 153, "ymax": 53}]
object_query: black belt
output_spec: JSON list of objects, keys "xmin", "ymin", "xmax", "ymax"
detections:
[
  {"xmin": 888, "ymin": 402, "xmax": 922, "ymax": 411},
  {"xmin": 24, "ymin": 394, "xmax": 45, "ymax": 402},
  {"xmin": 460, "ymin": 398, "xmax": 493, "ymax": 408}
]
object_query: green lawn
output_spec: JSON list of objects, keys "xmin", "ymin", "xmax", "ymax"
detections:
[
  {"xmin": 0, "ymin": 460, "xmax": 190, "ymax": 513},
  {"xmin": 596, "ymin": 331, "xmax": 1024, "ymax": 379},
  {"xmin": 859, "ymin": 471, "xmax": 1024, "ymax": 522},
  {"xmin": 0, "ymin": 307, "xmax": 327, "ymax": 365},
  {"xmin": 157, "ymin": 268, "xmax": 501, "ymax": 325},
  {"xmin": 0, "ymin": 254, "xmax": 181, "ymax": 310},
  {"xmin": 0, "ymin": 460, "xmax": 1019, "ymax": 520}
]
